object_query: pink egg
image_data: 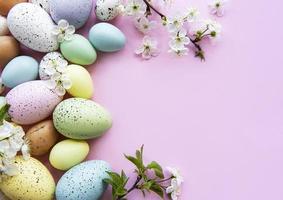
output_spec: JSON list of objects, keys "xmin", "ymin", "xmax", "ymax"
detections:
[{"xmin": 6, "ymin": 80, "xmax": 63, "ymax": 125}]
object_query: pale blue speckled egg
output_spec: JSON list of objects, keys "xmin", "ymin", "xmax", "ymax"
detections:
[
  {"xmin": 56, "ymin": 160, "xmax": 111, "ymax": 200},
  {"xmin": 49, "ymin": 0, "xmax": 93, "ymax": 29},
  {"xmin": 2, "ymin": 56, "xmax": 39, "ymax": 88}
]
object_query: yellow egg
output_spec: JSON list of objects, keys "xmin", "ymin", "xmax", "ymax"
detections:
[
  {"xmin": 66, "ymin": 64, "xmax": 93, "ymax": 99},
  {"xmin": 0, "ymin": 156, "xmax": 55, "ymax": 200}
]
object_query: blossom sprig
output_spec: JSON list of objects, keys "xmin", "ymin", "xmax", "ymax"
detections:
[
  {"xmin": 104, "ymin": 146, "xmax": 183, "ymax": 200},
  {"xmin": 52, "ymin": 19, "xmax": 75, "ymax": 43},
  {"xmin": 0, "ymin": 121, "xmax": 30, "ymax": 181}
]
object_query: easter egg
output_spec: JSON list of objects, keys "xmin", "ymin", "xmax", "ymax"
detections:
[
  {"xmin": 26, "ymin": 120, "xmax": 59, "ymax": 156},
  {"xmin": 0, "ymin": 156, "xmax": 55, "ymax": 200},
  {"xmin": 0, "ymin": 15, "xmax": 9, "ymax": 36},
  {"xmin": 6, "ymin": 80, "xmax": 63, "ymax": 125},
  {"xmin": 56, "ymin": 160, "xmax": 111, "ymax": 200},
  {"xmin": 39, "ymin": 52, "xmax": 68, "ymax": 80},
  {"xmin": 0, "ymin": 0, "xmax": 27, "ymax": 16},
  {"xmin": 95, "ymin": 0, "xmax": 121, "ymax": 21},
  {"xmin": 53, "ymin": 98, "xmax": 112, "ymax": 139},
  {"xmin": 2, "ymin": 56, "xmax": 39, "ymax": 88},
  {"xmin": 29, "ymin": 0, "xmax": 50, "ymax": 13},
  {"xmin": 60, "ymin": 34, "xmax": 97, "ymax": 65},
  {"xmin": 7, "ymin": 3, "xmax": 59, "ymax": 52},
  {"xmin": 66, "ymin": 64, "xmax": 93, "ymax": 99},
  {"xmin": 0, "ymin": 36, "xmax": 20, "ymax": 68},
  {"xmin": 49, "ymin": 0, "xmax": 93, "ymax": 29},
  {"xmin": 89, "ymin": 22, "xmax": 126, "ymax": 52},
  {"xmin": 49, "ymin": 139, "xmax": 89, "ymax": 171}
]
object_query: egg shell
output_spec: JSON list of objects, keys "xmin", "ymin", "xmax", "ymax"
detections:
[
  {"xmin": 0, "ymin": 0, "xmax": 27, "ymax": 16},
  {"xmin": 2, "ymin": 56, "xmax": 39, "ymax": 88},
  {"xmin": 0, "ymin": 36, "xmax": 20, "ymax": 68},
  {"xmin": 66, "ymin": 64, "xmax": 93, "ymax": 99},
  {"xmin": 0, "ymin": 156, "xmax": 55, "ymax": 200},
  {"xmin": 6, "ymin": 80, "xmax": 63, "ymax": 125},
  {"xmin": 60, "ymin": 34, "xmax": 97, "ymax": 65},
  {"xmin": 49, "ymin": 0, "xmax": 93, "ymax": 29},
  {"xmin": 0, "ymin": 15, "xmax": 9, "ymax": 36},
  {"xmin": 95, "ymin": 0, "xmax": 121, "ymax": 21},
  {"xmin": 53, "ymin": 98, "xmax": 112, "ymax": 139},
  {"xmin": 7, "ymin": 3, "xmax": 59, "ymax": 52},
  {"xmin": 56, "ymin": 160, "xmax": 111, "ymax": 200},
  {"xmin": 28, "ymin": 0, "xmax": 50, "ymax": 13},
  {"xmin": 89, "ymin": 22, "xmax": 126, "ymax": 52},
  {"xmin": 49, "ymin": 139, "xmax": 89, "ymax": 171},
  {"xmin": 26, "ymin": 120, "xmax": 59, "ymax": 156}
]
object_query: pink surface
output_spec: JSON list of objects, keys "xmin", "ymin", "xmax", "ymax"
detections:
[{"xmin": 23, "ymin": 0, "xmax": 283, "ymax": 199}]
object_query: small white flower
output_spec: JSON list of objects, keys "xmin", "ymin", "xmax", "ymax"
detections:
[
  {"xmin": 209, "ymin": 0, "xmax": 227, "ymax": 17},
  {"xmin": 21, "ymin": 139, "xmax": 30, "ymax": 161},
  {"xmin": 169, "ymin": 45, "xmax": 189, "ymax": 56},
  {"xmin": 134, "ymin": 16, "xmax": 157, "ymax": 34},
  {"xmin": 45, "ymin": 72, "xmax": 72, "ymax": 96},
  {"xmin": 52, "ymin": 19, "xmax": 75, "ymax": 43},
  {"xmin": 166, "ymin": 178, "xmax": 182, "ymax": 200},
  {"xmin": 167, "ymin": 167, "xmax": 184, "ymax": 184},
  {"xmin": 204, "ymin": 19, "xmax": 222, "ymax": 38},
  {"xmin": 1, "ymin": 158, "xmax": 18, "ymax": 176},
  {"xmin": 125, "ymin": 0, "xmax": 147, "ymax": 16},
  {"xmin": 167, "ymin": 14, "xmax": 185, "ymax": 32},
  {"xmin": 135, "ymin": 36, "xmax": 159, "ymax": 59},
  {"xmin": 186, "ymin": 7, "xmax": 200, "ymax": 22},
  {"xmin": 0, "ymin": 121, "xmax": 14, "ymax": 140},
  {"xmin": 169, "ymin": 28, "xmax": 190, "ymax": 48},
  {"xmin": 117, "ymin": 4, "xmax": 126, "ymax": 15}
]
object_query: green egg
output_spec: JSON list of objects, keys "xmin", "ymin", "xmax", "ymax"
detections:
[
  {"xmin": 53, "ymin": 98, "xmax": 112, "ymax": 139},
  {"xmin": 60, "ymin": 34, "xmax": 97, "ymax": 65}
]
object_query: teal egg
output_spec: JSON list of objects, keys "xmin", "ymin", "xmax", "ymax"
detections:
[
  {"xmin": 2, "ymin": 56, "xmax": 38, "ymax": 88},
  {"xmin": 89, "ymin": 22, "xmax": 126, "ymax": 52},
  {"xmin": 56, "ymin": 160, "xmax": 111, "ymax": 200},
  {"xmin": 53, "ymin": 98, "xmax": 112, "ymax": 139},
  {"xmin": 60, "ymin": 34, "xmax": 97, "ymax": 65}
]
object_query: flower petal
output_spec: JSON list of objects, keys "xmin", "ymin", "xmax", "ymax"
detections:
[{"xmin": 58, "ymin": 19, "xmax": 69, "ymax": 30}]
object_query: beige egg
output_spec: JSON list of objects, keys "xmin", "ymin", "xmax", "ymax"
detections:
[
  {"xmin": 26, "ymin": 120, "xmax": 59, "ymax": 156},
  {"xmin": 0, "ymin": 0, "xmax": 27, "ymax": 16},
  {"xmin": 0, "ymin": 36, "xmax": 20, "ymax": 68}
]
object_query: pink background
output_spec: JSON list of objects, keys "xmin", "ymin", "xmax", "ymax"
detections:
[{"xmin": 23, "ymin": 0, "xmax": 283, "ymax": 199}]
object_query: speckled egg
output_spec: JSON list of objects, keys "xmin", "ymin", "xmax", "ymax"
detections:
[
  {"xmin": 26, "ymin": 120, "xmax": 59, "ymax": 156},
  {"xmin": 0, "ymin": 156, "xmax": 55, "ymax": 200},
  {"xmin": 53, "ymin": 98, "xmax": 112, "ymax": 139},
  {"xmin": 29, "ymin": 0, "xmax": 50, "ymax": 13},
  {"xmin": 0, "ymin": 0, "xmax": 27, "ymax": 16},
  {"xmin": 66, "ymin": 64, "xmax": 93, "ymax": 99},
  {"xmin": 6, "ymin": 80, "xmax": 63, "ymax": 125},
  {"xmin": 0, "ymin": 15, "xmax": 9, "ymax": 36},
  {"xmin": 56, "ymin": 160, "xmax": 111, "ymax": 200},
  {"xmin": 49, "ymin": 139, "xmax": 89, "ymax": 171},
  {"xmin": 2, "ymin": 56, "xmax": 39, "ymax": 88},
  {"xmin": 49, "ymin": 0, "xmax": 93, "ymax": 29},
  {"xmin": 0, "ymin": 36, "xmax": 20, "ymax": 68},
  {"xmin": 7, "ymin": 3, "xmax": 59, "ymax": 52},
  {"xmin": 39, "ymin": 52, "xmax": 68, "ymax": 80},
  {"xmin": 95, "ymin": 0, "xmax": 121, "ymax": 21}
]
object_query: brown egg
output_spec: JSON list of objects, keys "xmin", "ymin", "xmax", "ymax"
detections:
[
  {"xmin": 0, "ymin": 36, "xmax": 20, "ymax": 68},
  {"xmin": 0, "ymin": 0, "xmax": 27, "ymax": 16},
  {"xmin": 26, "ymin": 120, "xmax": 59, "ymax": 156}
]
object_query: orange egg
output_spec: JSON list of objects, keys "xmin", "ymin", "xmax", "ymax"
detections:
[
  {"xmin": 0, "ymin": 0, "xmax": 27, "ymax": 16},
  {"xmin": 0, "ymin": 36, "xmax": 20, "ymax": 68}
]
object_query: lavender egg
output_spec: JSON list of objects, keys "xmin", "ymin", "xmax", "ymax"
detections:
[
  {"xmin": 49, "ymin": 0, "xmax": 93, "ymax": 29},
  {"xmin": 6, "ymin": 80, "xmax": 63, "ymax": 125}
]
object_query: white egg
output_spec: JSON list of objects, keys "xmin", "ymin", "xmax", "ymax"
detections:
[
  {"xmin": 7, "ymin": 3, "xmax": 58, "ymax": 52},
  {"xmin": 95, "ymin": 0, "xmax": 121, "ymax": 21},
  {"xmin": 0, "ymin": 15, "xmax": 9, "ymax": 36},
  {"xmin": 29, "ymin": 0, "xmax": 50, "ymax": 13}
]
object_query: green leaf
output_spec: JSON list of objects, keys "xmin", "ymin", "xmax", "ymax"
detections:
[
  {"xmin": 147, "ymin": 161, "xmax": 164, "ymax": 179},
  {"xmin": 124, "ymin": 145, "xmax": 146, "ymax": 173},
  {"xmin": 150, "ymin": 183, "xmax": 164, "ymax": 198},
  {"xmin": 104, "ymin": 171, "xmax": 129, "ymax": 200},
  {"xmin": 0, "ymin": 104, "xmax": 10, "ymax": 125}
]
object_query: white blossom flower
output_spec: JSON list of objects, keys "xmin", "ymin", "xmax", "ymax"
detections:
[
  {"xmin": 166, "ymin": 178, "xmax": 182, "ymax": 200},
  {"xmin": 169, "ymin": 28, "xmax": 190, "ymax": 48},
  {"xmin": 167, "ymin": 167, "xmax": 184, "ymax": 184},
  {"xmin": 135, "ymin": 36, "xmax": 159, "ymax": 59},
  {"xmin": 169, "ymin": 45, "xmax": 189, "ymax": 56},
  {"xmin": 52, "ymin": 19, "xmax": 75, "ymax": 43},
  {"xmin": 125, "ymin": 0, "xmax": 147, "ymax": 16},
  {"xmin": 209, "ymin": 0, "xmax": 227, "ymax": 17},
  {"xmin": 45, "ymin": 72, "xmax": 72, "ymax": 96},
  {"xmin": 204, "ymin": 19, "xmax": 222, "ymax": 38},
  {"xmin": 0, "ymin": 120, "xmax": 14, "ymax": 140},
  {"xmin": 186, "ymin": 7, "xmax": 200, "ymax": 22},
  {"xmin": 21, "ymin": 139, "xmax": 30, "ymax": 160},
  {"xmin": 167, "ymin": 14, "xmax": 185, "ymax": 32},
  {"xmin": 134, "ymin": 16, "xmax": 157, "ymax": 34}
]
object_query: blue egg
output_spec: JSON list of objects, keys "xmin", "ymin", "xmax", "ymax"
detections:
[
  {"xmin": 89, "ymin": 23, "xmax": 126, "ymax": 52},
  {"xmin": 2, "ymin": 56, "xmax": 39, "ymax": 88},
  {"xmin": 56, "ymin": 160, "xmax": 111, "ymax": 200}
]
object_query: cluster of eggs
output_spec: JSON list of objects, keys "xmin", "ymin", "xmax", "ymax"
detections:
[{"xmin": 0, "ymin": 0, "xmax": 125, "ymax": 200}]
